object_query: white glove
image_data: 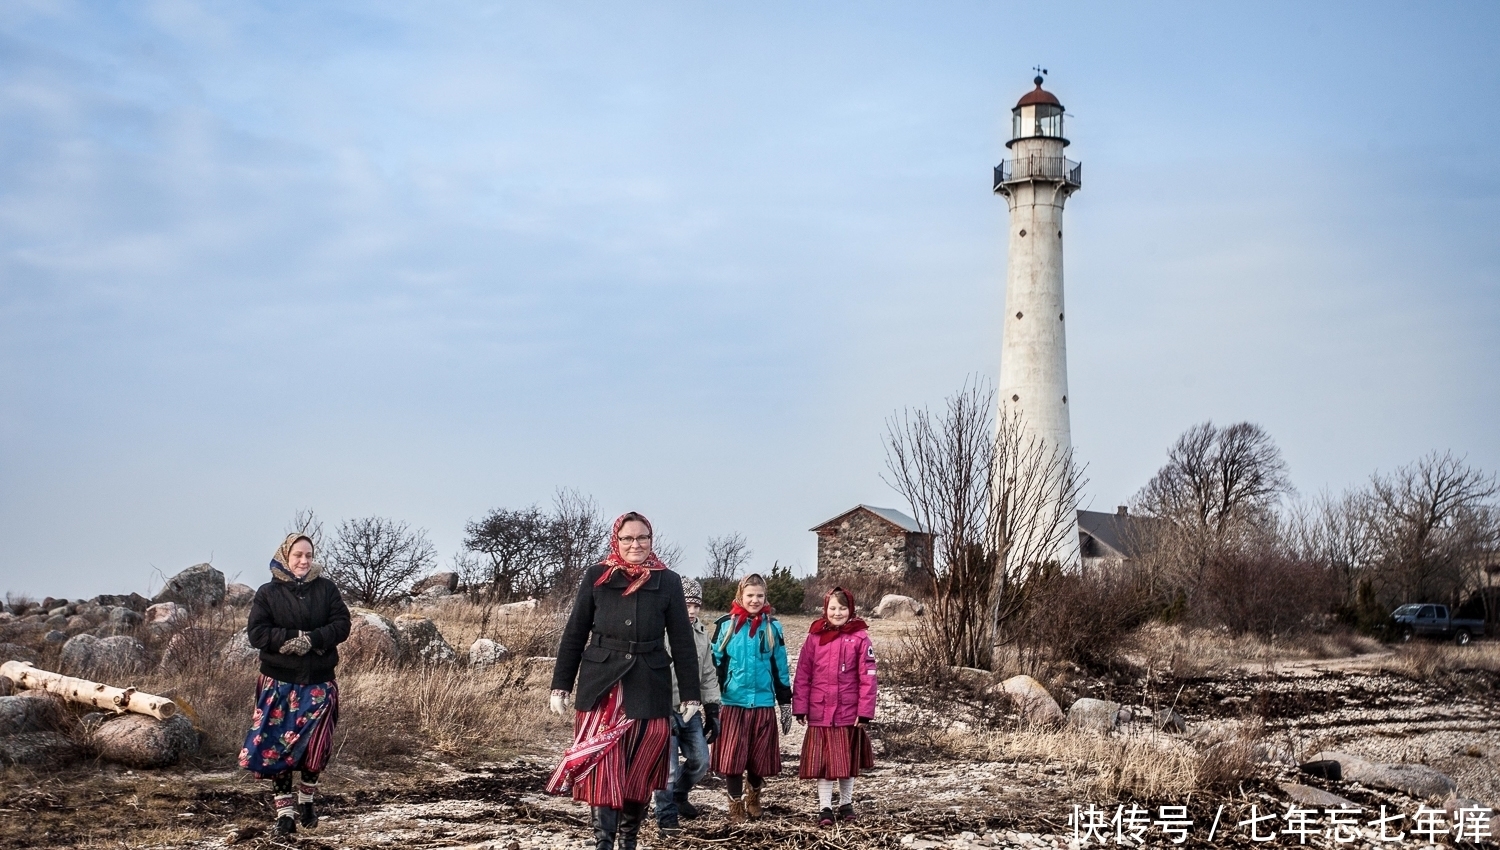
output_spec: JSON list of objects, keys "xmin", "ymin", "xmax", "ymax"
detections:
[
  {"xmin": 680, "ymin": 702, "xmax": 701, "ymax": 723},
  {"xmin": 549, "ymin": 690, "xmax": 570, "ymax": 717}
]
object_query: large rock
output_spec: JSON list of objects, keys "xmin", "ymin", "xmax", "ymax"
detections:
[
  {"xmin": 145, "ymin": 602, "xmax": 188, "ymax": 629},
  {"xmin": 996, "ymin": 675, "xmax": 1063, "ymax": 727},
  {"xmin": 1279, "ymin": 783, "xmax": 1359, "ymax": 808},
  {"xmin": 219, "ymin": 628, "xmax": 259, "ymax": 664},
  {"xmin": 497, "ymin": 598, "xmax": 539, "ymax": 616},
  {"xmin": 1444, "ymin": 797, "xmax": 1498, "ymax": 840},
  {"xmin": 92, "ymin": 713, "xmax": 200, "ymax": 768},
  {"xmin": 0, "ymin": 732, "xmax": 81, "ymax": 766},
  {"xmin": 343, "ymin": 611, "xmax": 400, "ymax": 664},
  {"xmin": 1068, "ymin": 698, "xmax": 1121, "ymax": 733},
  {"xmin": 60, "ymin": 633, "xmax": 150, "ymax": 677},
  {"xmin": 1309, "ymin": 750, "xmax": 1458, "ymax": 801},
  {"xmin": 1155, "ymin": 708, "xmax": 1188, "ymax": 734},
  {"xmin": 91, "ymin": 593, "xmax": 150, "ymax": 613},
  {"xmin": 871, "ymin": 594, "xmax": 925, "ymax": 619},
  {"xmin": 0, "ymin": 693, "xmax": 68, "ymax": 735},
  {"xmin": 224, "ymin": 583, "xmax": 255, "ymax": 606},
  {"xmin": 0, "ymin": 643, "xmax": 39, "ymax": 665},
  {"xmin": 152, "ymin": 563, "xmax": 226, "ymax": 610},
  {"xmin": 109, "ymin": 607, "xmax": 144, "ymax": 628},
  {"xmin": 394, "ymin": 614, "xmax": 456, "ymax": 664},
  {"xmin": 412, "ymin": 572, "xmax": 459, "ymax": 595},
  {"xmin": 469, "ymin": 638, "xmax": 509, "ymax": 669}
]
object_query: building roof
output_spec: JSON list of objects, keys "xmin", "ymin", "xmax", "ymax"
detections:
[
  {"xmin": 810, "ymin": 504, "xmax": 928, "ymax": 534},
  {"xmin": 1076, "ymin": 509, "xmax": 1153, "ymax": 559},
  {"xmin": 1016, "ymin": 77, "xmax": 1062, "ymax": 109}
]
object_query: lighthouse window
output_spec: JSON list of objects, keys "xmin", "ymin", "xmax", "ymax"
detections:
[{"xmin": 1015, "ymin": 312, "xmax": 1023, "ymax": 319}]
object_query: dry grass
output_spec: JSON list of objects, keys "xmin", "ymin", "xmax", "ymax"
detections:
[
  {"xmin": 1119, "ymin": 622, "xmax": 1382, "ymax": 677},
  {"xmin": 1381, "ymin": 639, "xmax": 1500, "ymax": 679}
]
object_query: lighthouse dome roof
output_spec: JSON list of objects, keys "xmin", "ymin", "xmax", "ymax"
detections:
[{"xmin": 1016, "ymin": 77, "xmax": 1062, "ymax": 109}]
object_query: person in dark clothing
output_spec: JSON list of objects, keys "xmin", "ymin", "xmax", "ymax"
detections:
[
  {"xmin": 546, "ymin": 512, "xmax": 702, "ymax": 850},
  {"xmin": 239, "ymin": 532, "xmax": 351, "ymax": 837}
]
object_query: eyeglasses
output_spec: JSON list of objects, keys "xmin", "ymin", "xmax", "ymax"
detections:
[{"xmin": 618, "ymin": 535, "xmax": 653, "ymax": 545}]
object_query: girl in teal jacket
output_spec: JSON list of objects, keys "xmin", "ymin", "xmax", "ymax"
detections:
[{"xmin": 709, "ymin": 574, "xmax": 791, "ymax": 822}]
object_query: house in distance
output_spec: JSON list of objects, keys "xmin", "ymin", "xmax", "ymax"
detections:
[{"xmin": 810, "ymin": 505, "xmax": 935, "ymax": 582}]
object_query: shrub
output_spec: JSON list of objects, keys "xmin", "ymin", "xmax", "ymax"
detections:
[
  {"xmin": 766, "ymin": 563, "xmax": 805, "ymax": 613},
  {"xmin": 803, "ymin": 572, "xmax": 932, "ymax": 617},
  {"xmin": 700, "ymin": 578, "xmax": 736, "ymax": 612}
]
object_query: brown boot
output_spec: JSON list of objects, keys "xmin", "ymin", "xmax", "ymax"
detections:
[
  {"xmin": 727, "ymin": 795, "xmax": 747, "ymax": 824},
  {"xmin": 745, "ymin": 784, "xmax": 763, "ymax": 818}
]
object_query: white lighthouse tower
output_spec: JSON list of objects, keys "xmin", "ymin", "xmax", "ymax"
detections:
[{"xmin": 993, "ymin": 75, "xmax": 1081, "ymax": 559}]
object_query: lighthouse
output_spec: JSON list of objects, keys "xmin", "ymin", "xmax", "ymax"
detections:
[
  {"xmin": 994, "ymin": 75, "xmax": 1080, "ymax": 459},
  {"xmin": 993, "ymin": 75, "xmax": 1081, "ymax": 561}
]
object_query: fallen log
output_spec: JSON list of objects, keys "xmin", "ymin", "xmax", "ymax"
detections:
[{"xmin": 0, "ymin": 661, "xmax": 177, "ymax": 720}]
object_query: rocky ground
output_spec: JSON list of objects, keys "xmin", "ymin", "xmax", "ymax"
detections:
[{"xmin": 3, "ymin": 648, "xmax": 1498, "ymax": 849}]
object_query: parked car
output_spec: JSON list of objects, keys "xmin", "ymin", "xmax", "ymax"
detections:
[{"xmin": 1390, "ymin": 603, "xmax": 1486, "ymax": 645}]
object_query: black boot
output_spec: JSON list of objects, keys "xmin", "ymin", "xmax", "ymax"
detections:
[
  {"xmin": 592, "ymin": 806, "xmax": 618, "ymax": 850},
  {"xmin": 676, "ymin": 793, "xmax": 699, "ymax": 820},
  {"xmin": 617, "ymin": 802, "xmax": 645, "ymax": 850},
  {"xmin": 274, "ymin": 813, "xmax": 297, "ymax": 836},
  {"xmin": 298, "ymin": 800, "xmax": 318, "ymax": 829}
]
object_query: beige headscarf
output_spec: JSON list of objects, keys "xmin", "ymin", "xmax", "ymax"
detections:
[{"xmin": 270, "ymin": 533, "xmax": 319, "ymax": 582}]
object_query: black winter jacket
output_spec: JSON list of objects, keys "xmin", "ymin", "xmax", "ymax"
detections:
[
  {"xmin": 551, "ymin": 564, "xmax": 701, "ymax": 718},
  {"xmin": 247, "ymin": 565, "xmax": 351, "ymax": 684}
]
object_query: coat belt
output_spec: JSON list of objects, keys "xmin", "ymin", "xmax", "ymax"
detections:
[{"xmin": 593, "ymin": 635, "xmax": 663, "ymax": 653}]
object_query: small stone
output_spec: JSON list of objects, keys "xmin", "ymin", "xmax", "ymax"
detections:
[{"xmin": 43, "ymin": 629, "xmax": 67, "ymax": 644}]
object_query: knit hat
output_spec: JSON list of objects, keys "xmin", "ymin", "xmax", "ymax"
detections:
[{"xmin": 681, "ymin": 577, "xmax": 703, "ymax": 605}]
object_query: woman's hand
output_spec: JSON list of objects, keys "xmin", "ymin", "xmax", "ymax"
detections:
[
  {"xmin": 278, "ymin": 632, "xmax": 311, "ymax": 656},
  {"xmin": 549, "ymin": 690, "xmax": 571, "ymax": 717}
]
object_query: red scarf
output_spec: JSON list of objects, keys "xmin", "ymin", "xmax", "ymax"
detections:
[
  {"xmin": 594, "ymin": 512, "xmax": 668, "ymax": 597},
  {"xmin": 809, "ymin": 616, "xmax": 868, "ymax": 645},
  {"xmin": 729, "ymin": 600, "xmax": 775, "ymax": 637},
  {"xmin": 809, "ymin": 586, "xmax": 866, "ymax": 644}
]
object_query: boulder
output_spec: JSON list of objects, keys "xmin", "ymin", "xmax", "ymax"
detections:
[
  {"xmin": 152, "ymin": 563, "xmax": 226, "ymax": 610},
  {"xmin": 1155, "ymin": 708, "xmax": 1188, "ymax": 734},
  {"xmin": 44, "ymin": 614, "xmax": 68, "ymax": 629},
  {"xmin": 0, "ymin": 693, "xmax": 68, "ymax": 735},
  {"xmin": 48, "ymin": 606, "xmax": 69, "ymax": 618},
  {"xmin": 996, "ymin": 675, "xmax": 1064, "ymax": 727},
  {"xmin": 0, "ymin": 732, "xmax": 80, "ymax": 766},
  {"xmin": 109, "ymin": 607, "xmax": 144, "ymax": 628},
  {"xmin": 160, "ymin": 627, "xmax": 218, "ymax": 671},
  {"xmin": 64, "ymin": 615, "xmax": 95, "ymax": 636},
  {"xmin": 145, "ymin": 602, "xmax": 188, "ymax": 628},
  {"xmin": 343, "ymin": 612, "xmax": 400, "ymax": 664},
  {"xmin": 412, "ymin": 572, "xmax": 459, "ymax": 595},
  {"xmin": 1444, "ymin": 798, "xmax": 1498, "ymax": 839},
  {"xmin": 1279, "ymin": 783, "xmax": 1359, "ymax": 809},
  {"xmin": 871, "ymin": 594, "xmax": 925, "ymax": 620},
  {"xmin": 469, "ymin": 638, "xmax": 509, "ymax": 669},
  {"xmin": 224, "ymin": 583, "xmax": 255, "ymax": 606},
  {"xmin": 1068, "ymin": 698, "xmax": 1121, "ymax": 733},
  {"xmin": 91, "ymin": 593, "xmax": 150, "ymax": 613},
  {"xmin": 219, "ymin": 628, "xmax": 259, "ymax": 664},
  {"xmin": 497, "ymin": 598, "xmax": 539, "ymax": 616},
  {"xmin": 92, "ymin": 713, "xmax": 200, "ymax": 768},
  {"xmin": 1309, "ymin": 750, "xmax": 1458, "ymax": 801},
  {"xmin": 419, "ymin": 584, "xmax": 452, "ymax": 599},
  {"xmin": 60, "ymin": 633, "xmax": 150, "ymax": 677},
  {"xmin": 44, "ymin": 630, "xmax": 67, "ymax": 644},
  {"xmin": 0, "ymin": 643, "xmax": 39, "ymax": 665},
  {"xmin": 394, "ymin": 614, "xmax": 456, "ymax": 664}
]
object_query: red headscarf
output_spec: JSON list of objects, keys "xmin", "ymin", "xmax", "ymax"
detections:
[
  {"xmin": 594, "ymin": 512, "xmax": 668, "ymax": 596},
  {"xmin": 808, "ymin": 586, "xmax": 868, "ymax": 645}
]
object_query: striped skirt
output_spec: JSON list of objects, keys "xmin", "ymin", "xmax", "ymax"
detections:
[
  {"xmin": 711, "ymin": 705, "xmax": 781, "ymax": 777},
  {"xmin": 799, "ymin": 724, "xmax": 875, "ymax": 779},
  {"xmin": 546, "ymin": 684, "xmax": 671, "ymax": 809}
]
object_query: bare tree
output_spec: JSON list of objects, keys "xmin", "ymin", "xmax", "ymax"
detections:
[
  {"xmin": 549, "ymin": 488, "xmax": 610, "ymax": 595},
  {"xmin": 652, "ymin": 535, "xmax": 685, "ymax": 571},
  {"xmin": 325, "ymin": 517, "xmax": 438, "ymax": 605},
  {"xmin": 883, "ymin": 380, "xmax": 1085, "ymax": 670},
  {"xmin": 1132, "ymin": 421, "xmax": 1292, "ymax": 601},
  {"xmin": 464, "ymin": 505, "xmax": 556, "ymax": 601},
  {"xmin": 704, "ymin": 533, "xmax": 752, "ymax": 582}
]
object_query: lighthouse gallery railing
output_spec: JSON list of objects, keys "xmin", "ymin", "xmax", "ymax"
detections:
[{"xmin": 994, "ymin": 157, "xmax": 1082, "ymax": 190}]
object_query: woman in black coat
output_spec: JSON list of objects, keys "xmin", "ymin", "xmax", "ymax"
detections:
[
  {"xmin": 239, "ymin": 533, "xmax": 351, "ymax": 837},
  {"xmin": 546, "ymin": 512, "xmax": 701, "ymax": 850}
]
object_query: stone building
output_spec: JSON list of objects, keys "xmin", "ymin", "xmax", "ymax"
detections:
[{"xmin": 811, "ymin": 505, "xmax": 933, "ymax": 580}]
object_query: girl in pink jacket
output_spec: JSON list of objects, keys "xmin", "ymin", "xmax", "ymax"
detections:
[{"xmin": 792, "ymin": 587, "xmax": 877, "ymax": 827}]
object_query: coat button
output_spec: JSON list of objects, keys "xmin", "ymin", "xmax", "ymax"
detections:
[
  {"xmin": 625, "ymin": 653, "xmax": 632, "ymax": 659},
  {"xmin": 624, "ymin": 619, "xmax": 632, "ymax": 625}
]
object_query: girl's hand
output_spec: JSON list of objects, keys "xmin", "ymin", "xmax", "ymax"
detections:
[
  {"xmin": 795, "ymin": 714, "xmax": 806, "ymax": 727},
  {"xmin": 778, "ymin": 704, "xmax": 793, "ymax": 734}
]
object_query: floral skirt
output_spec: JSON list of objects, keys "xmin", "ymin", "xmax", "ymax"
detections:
[
  {"xmin": 546, "ymin": 684, "xmax": 671, "ymax": 809},
  {"xmin": 798, "ymin": 724, "xmax": 875, "ymax": 779},
  {"xmin": 238, "ymin": 675, "xmax": 339, "ymax": 777}
]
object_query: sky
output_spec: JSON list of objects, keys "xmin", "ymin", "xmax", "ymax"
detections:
[{"xmin": 2, "ymin": 1, "xmax": 1497, "ymax": 599}]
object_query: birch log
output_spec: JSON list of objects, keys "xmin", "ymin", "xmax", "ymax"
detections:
[{"xmin": 0, "ymin": 661, "xmax": 177, "ymax": 720}]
